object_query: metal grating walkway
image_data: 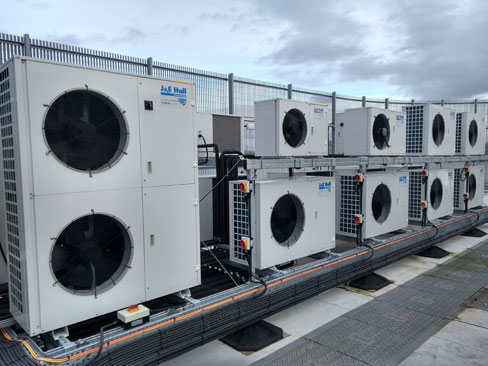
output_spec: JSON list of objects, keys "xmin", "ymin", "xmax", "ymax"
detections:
[{"xmin": 253, "ymin": 241, "xmax": 488, "ymax": 366}]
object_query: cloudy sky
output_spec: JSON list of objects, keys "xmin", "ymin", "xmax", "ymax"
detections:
[{"xmin": 2, "ymin": 0, "xmax": 487, "ymax": 99}]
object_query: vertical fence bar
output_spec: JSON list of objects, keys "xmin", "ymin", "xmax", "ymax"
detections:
[
  {"xmin": 411, "ymin": 99, "xmax": 415, "ymax": 105},
  {"xmin": 385, "ymin": 98, "xmax": 389, "ymax": 109},
  {"xmin": 441, "ymin": 99, "xmax": 445, "ymax": 106},
  {"xmin": 23, "ymin": 34, "xmax": 31, "ymax": 57},
  {"xmin": 147, "ymin": 57, "xmax": 153, "ymax": 76},
  {"xmin": 361, "ymin": 96, "xmax": 366, "ymax": 107},
  {"xmin": 331, "ymin": 92, "xmax": 336, "ymax": 155},
  {"xmin": 474, "ymin": 98, "xmax": 478, "ymax": 114},
  {"xmin": 228, "ymin": 73, "xmax": 234, "ymax": 115},
  {"xmin": 287, "ymin": 84, "xmax": 292, "ymax": 99}
]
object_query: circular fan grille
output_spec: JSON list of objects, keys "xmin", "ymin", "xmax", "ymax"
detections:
[
  {"xmin": 432, "ymin": 114, "xmax": 445, "ymax": 147},
  {"xmin": 51, "ymin": 214, "xmax": 132, "ymax": 295},
  {"xmin": 430, "ymin": 178, "xmax": 443, "ymax": 210},
  {"xmin": 44, "ymin": 90, "xmax": 128, "ymax": 172},
  {"xmin": 282, "ymin": 109, "xmax": 307, "ymax": 148},
  {"xmin": 270, "ymin": 194, "xmax": 305, "ymax": 247},
  {"xmin": 372, "ymin": 114, "xmax": 391, "ymax": 150},
  {"xmin": 469, "ymin": 119, "xmax": 478, "ymax": 147},
  {"xmin": 371, "ymin": 183, "xmax": 392, "ymax": 223},
  {"xmin": 468, "ymin": 174, "xmax": 477, "ymax": 200}
]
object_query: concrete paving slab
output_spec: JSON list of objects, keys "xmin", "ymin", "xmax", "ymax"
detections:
[
  {"xmin": 434, "ymin": 320, "xmax": 488, "ymax": 353},
  {"xmin": 457, "ymin": 308, "xmax": 488, "ymax": 329},
  {"xmin": 399, "ymin": 335, "xmax": 488, "ymax": 366},
  {"xmin": 315, "ymin": 287, "xmax": 372, "ymax": 310}
]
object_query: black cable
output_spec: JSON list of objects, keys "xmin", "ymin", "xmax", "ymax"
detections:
[
  {"xmin": 426, "ymin": 219, "xmax": 439, "ymax": 236},
  {"xmin": 0, "ymin": 240, "xmax": 7, "ymax": 265},
  {"xmin": 197, "ymin": 134, "xmax": 209, "ymax": 165},
  {"xmin": 361, "ymin": 243, "xmax": 374, "ymax": 261},
  {"xmin": 84, "ymin": 320, "xmax": 119, "ymax": 365},
  {"xmin": 244, "ymin": 251, "xmax": 267, "ymax": 298},
  {"xmin": 199, "ymin": 158, "xmax": 241, "ymax": 203}
]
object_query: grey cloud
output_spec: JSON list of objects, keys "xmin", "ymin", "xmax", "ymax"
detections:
[{"xmin": 257, "ymin": 0, "xmax": 488, "ymax": 99}]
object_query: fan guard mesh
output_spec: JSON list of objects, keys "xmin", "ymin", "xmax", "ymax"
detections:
[
  {"xmin": 430, "ymin": 178, "xmax": 443, "ymax": 210},
  {"xmin": 371, "ymin": 183, "xmax": 392, "ymax": 223},
  {"xmin": 50, "ymin": 214, "xmax": 132, "ymax": 295},
  {"xmin": 432, "ymin": 114, "xmax": 445, "ymax": 147},
  {"xmin": 282, "ymin": 109, "xmax": 307, "ymax": 148},
  {"xmin": 270, "ymin": 194, "xmax": 305, "ymax": 247},
  {"xmin": 44, "ymin": 90, "xmax": 128, "ymax": 172},
  {"xmin": 372, "ymin": 114, "xmax": 391, "ymax": 150}
]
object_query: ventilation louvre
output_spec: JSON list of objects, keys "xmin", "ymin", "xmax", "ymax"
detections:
[
  {"xmin": 229, "ymin": 183, "xmax": 249, "ymax": 266},
  {"xmin": 408, "ymin": 171, "xmax": 422, "ymax": 220},
  {"xmin": 455, "ymin": 114, "xmax": 462, "ymax": 154},
  {"xmin": 405, "ymin": 105, "xmax": 424, "ymax": 154}
]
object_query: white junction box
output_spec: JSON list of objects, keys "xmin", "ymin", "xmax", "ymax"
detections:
[
  {"xmin": 409, "ymin": 169, "xmax": 454, "ymax": 221},
  {"xmin": 336, "ymin": 170, "xmax": 409, "ymax": 239},
  {"xmin": 0, "ymin": 57, "xmax": 200, "ymax": 336},
  {"xmin": 404, "ymin": 104, "xmax": 456, "ymax": 155},
  {"xmin": 335, "ymin": 107, "xmax": 406, "ymax": 156},
  {"xmin": 453, "ymin": 165, "xmax": 485, "ymax": 210},
  {"xmin": 455, "ymin": 112, "xmax": 486, "ymax": 155},
  {"xmin": 255, "ymin": 99, "xmax": 328, "ymax": 157},
  {"xmin": 117, "ymin": 304, "xmax": 150, "ymax": 327},
  {"xmin": 229, "ymin": 176, "xmax": 336, "ymax": 270}
]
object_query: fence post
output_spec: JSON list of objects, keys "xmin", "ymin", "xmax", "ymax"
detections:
[
  {"xmin": 147, "ymin": 57, "xmax": 153, "ymax": 76},
  {"xmin": 23, "ymin": 34, "xmax": 31, "ymax": 57},
  {"xmin": 228, "ymin": 73, "xmax": 234, "ymax": 115},
  {"xmin": 411, "ymin": 99, "xmax": 415, "ymax": 105},
  {"xmin": 362, "ymin": 96, "xmax": 366, "ymax": 107},
  {"xmin": 474, "ymin": 98, "xmax": 478, "ymax": 114},
  {"xmin": 331, "ymin": 92, "xmax": 336, "ymax": 155},
  {"xmin": 287, "ymin": 84, "xmax": 293, "ymax": 99},
  {"xmin": 441, "ymin": 99, "xmax": 444, "ymax": 106},
  {"xmin": 385, "ymin": 98, "xmax": 389, "ymax": 109}
]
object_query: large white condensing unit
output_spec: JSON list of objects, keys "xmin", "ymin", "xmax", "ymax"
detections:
[
  {"xmin": 228, "ymin": 177, "xmax": 335, "ymax": 270},
  {"xmin": 455, "ymin": 112, "xmax": 486, "ymax": 155},
  {"xmin": 0, "ymin": 57, "xmax": 200, "ymax": 335},
  {"xmin": 255, "ymin": 99, "xmax": 328, "ymax": 157},
  {"xmin": 453, "ymin": 165, "xmax": 485, "ymax": 210},
  {"xmin": 404, "ymin": 104, "xmax": 456, "ymax": 155},
  {"xmin": 335, "ymin": 107, "xmax": 406, "ymax": 155},
  {"xmin": 336, "ymin": 170, "xmax": 409, "ymax": 239},
  {"xmin": 409, "ymin": 169, "xmax": 454, "ymax": 221}
]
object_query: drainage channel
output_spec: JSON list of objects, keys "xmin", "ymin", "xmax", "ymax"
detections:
[{"xmin": 253, "ymin": 240, "xmax": 488, "ymax": 366}]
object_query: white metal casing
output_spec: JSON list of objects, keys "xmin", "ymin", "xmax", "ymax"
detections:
[
  {"xmin": 255, "ymin": 99, "xmax": 328, "ymax": 157},
  {"xmin": 228, "ymin": 177, "xmax": 335, "ymax": 270},
  {"xmin": 404, "ymin": 104, "xmax": 456, "ymax": 155},
  {"xmin": 0, "ymin": 57, "xmax": 200, "ymax": 335},
  {"xmin": 456, "ymin": 112, "xmax": 486, "ymax": 155},
  {"xmin": 408, "ymin": 169, "xmax": 454, "ymax": 221},
  {"xmin": 335, "ymin": 107, "xmax": 406, "ymax": 155},
  {"xmin": 336, "ymin": 171, "xmax": 409, "ymax": 239},
  {"xmin": 453, "ymin": 165, "xmax": 485, "ymax": 210}
]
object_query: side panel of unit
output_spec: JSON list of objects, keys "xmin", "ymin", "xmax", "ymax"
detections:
[
  {"xmin": 139, "ymin": 78, "xmax": 197, "ymax": 187},
  {"xmin": 228, "ymin": 181, "xmax": 250, "ymax": 267},
  {"xmin": 196, "ymin": 112, "xmax": 213, "ymax": 145},
  {"xmin": 255, "ymin": 100, "xmax": 277, "ymax": 157},
  {"xmin": 335, "ymin": 109, "xmax": 368, "ymax": 155},
  {"xmin": 336, "ymin": 174, "xmax": 361, "ymax": 237},
  {"xmin": 307, "ymin": 104, "xmax": 328, "ymax": 155},
  {"xmin": 408, "ymin": 171, "xmax": 423, "ymax": 221},
  {"xmin": 0, "ymin": 59, "xmax": 39, "ymax": 333},
  {"xmin": 380, "ymin": 109, "xmax": 406, "ymax": 156},
  {"xmin": 143, "ymin": 185, "xmax": 200, "ymax": 300}
]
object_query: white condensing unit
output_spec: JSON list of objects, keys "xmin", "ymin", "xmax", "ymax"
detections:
[
  {"xmin": 408, "ymin": 169, "xmax": 454, "ymax": 221},
  {"xmin": 404, "ymin": 104, "xmax": 456, "ymax": 155},
  {"xmin": 255, "ymin": 99, "xmax": 328, "ymax": 157},
  {"xmin": 455, "ymin": 112, "xmax": 486, "ymax": 155},
  {"xmin": 336, "ymin": 171, "xmax": 409, "ymax": 239},
  {"xmin": 453, "ymin": 165, "xmax": 485, "ymax": 210},
  {"xmin": 0, "ymin": 57, "xmax": 200, "ymax": 336},
  {"xmin": 228, "ymin": 177, "xmax": 335, "ymax": 270},
  {"xmin": 335, "ymin": 107, "xmax": 406, "ymax": 155}
]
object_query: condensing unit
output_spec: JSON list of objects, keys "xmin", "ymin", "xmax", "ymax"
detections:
[
  {"xmin": 255, "ymin": 99, "xmax": 328, "ymax": 157},
  {"xmin": 336, "ymin": 170, "xmax": 409, "ymax": 239},
  {"xmin": 335, "ymin": 107, "xmax": 406, "ymax": 155},
  {"xmin": 409, "ymin": 169, "xmax": 454, "ymax": 221},
  {"xmin": 228, "ymin": 176, "xmax": 335, "ymax": 270},
  {"xmin": 404, "ymin": 104, "xmax": 456, "ymax": 155},
  {"xmin": 453, "ymin": 165, "xmax": 485, "ymax": 210},
  {"xmin": 455, "ymin": 112, "xmax": 486, "ymax": 155},
  {"xmin": 0, "ymin": 57, "xmax": 200, "ymax": 335}
]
